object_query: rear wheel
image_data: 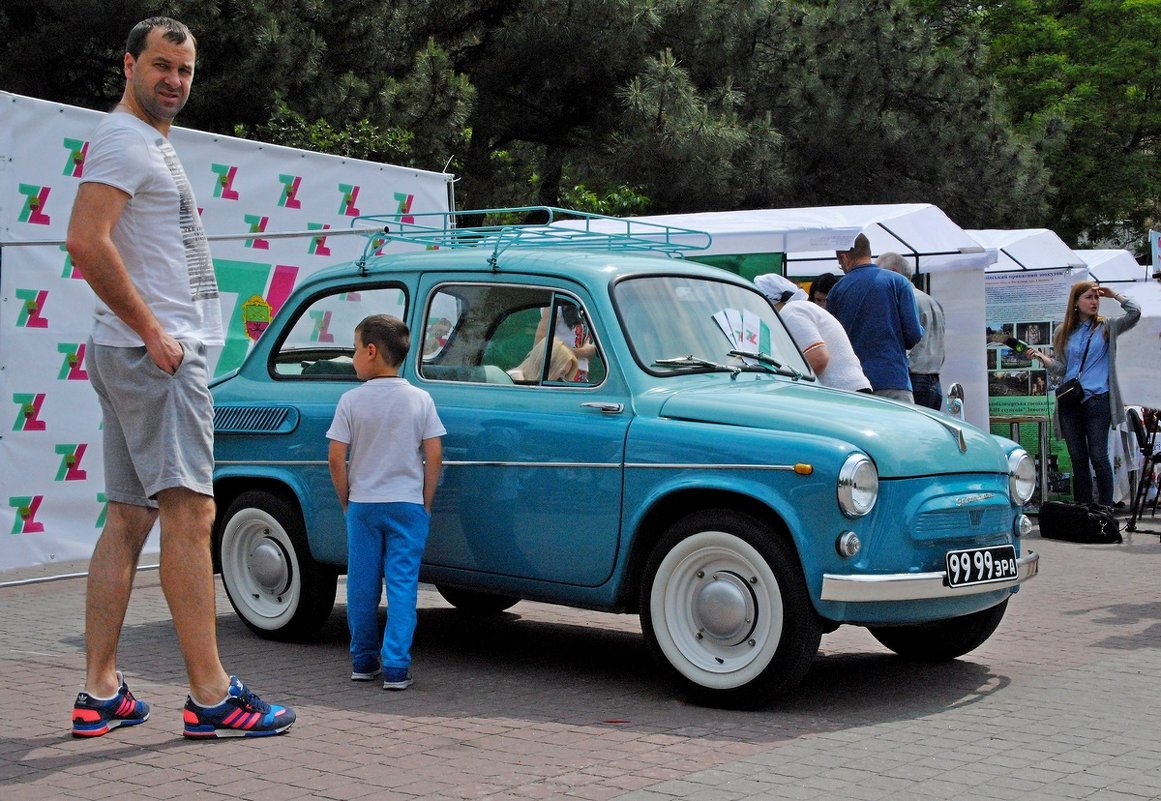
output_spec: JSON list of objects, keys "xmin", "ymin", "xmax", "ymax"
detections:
[
  {"xmin": 436, "ymin": 585, "xmax": 520, "ymax": 614},
  {"xmin": 640, "ymin": 510, "xmax": 820, "ymax": 709},
  {"xmin": 868, "ymin": 599, "xmax": 1008, "ymax": 661},
  {"xmin": 218, "ymin": 490, "xmax": 337, "ymax": 641}
]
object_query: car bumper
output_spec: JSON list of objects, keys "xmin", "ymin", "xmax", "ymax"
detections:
[{"xmin": 820, "ymin": 549, "xmax": 1039, "ymax": 602}]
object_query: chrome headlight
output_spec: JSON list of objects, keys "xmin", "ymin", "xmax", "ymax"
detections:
[
  {"xmin": 837, "ymin": 454, "xmax": 878, "ymax": 517},
  {"xmin": 1008, "ymin": 449, "xmax": 1036, "ymax": 504}
]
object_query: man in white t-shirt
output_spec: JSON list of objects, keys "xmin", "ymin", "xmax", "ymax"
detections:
[
  {"xmin": 754, "ymin": 273, "xmax": 872, "ymax": 393},
  {"xmin": 65, "ymin": 17, "xmax": 293, "ymax": 739}
]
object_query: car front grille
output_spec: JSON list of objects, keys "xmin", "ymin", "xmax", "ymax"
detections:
[{"xmin": 912, "ymin": 506, "xmax": 1009, "ymax": 540}]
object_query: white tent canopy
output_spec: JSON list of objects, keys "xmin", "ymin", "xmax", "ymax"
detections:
[
  {"xmin": 568, "ymin": 204, "xmax": 991, "ymax": 275},
  {"xmin": 1075, "ymin": 248, "xmax": 1149, "ymax": 284},
  {"xmin": 971, "ymin": 228, "xmax": 1086, "ymax": 273},
  {"xmin": 779, "ymin": 204, "xmax": 991, "ymax": 276}
]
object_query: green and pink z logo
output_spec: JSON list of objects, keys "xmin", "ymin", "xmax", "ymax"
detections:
[
  {"xmin": 339, "ymin": 183, "xmax": 361, "ymax": 216},
  {"xmin": 15, "ymin": 289, "xmax": 49, "ymax": 328},
  {"xmin": 12, "ymin": 393, "xmax": 47, "ymax": 432},
  {"xmin": 279, "ymin": 174, "xmax": 302, "ymax": 209},
  {"xmin": 309, "ymin": 310, "xmax": 335, "ymax": 343},
  {"xmin": 63, "ymin": 138, "xmax": 88, "ymax": 177},
  {"xmin": 9, "ymin": 496, "xmax": 45, "ymax": 534},
  {"xmin": 211, "ymin": 163, "xmax": 240, "ymax": 200},
  {"xmin": 18, "ymin": 184, "xmax": 52, "ymax": 225},
  {"xmin": 57, "ymin": 343, "xmax": 88, "ymax": 380},
  {"xmin": 55, "ymin": 444, "xmax": 89, "ymax": 481},
  {"xmin": 308, "ymin": 223, "xmax": 331, "ymax": 256}
]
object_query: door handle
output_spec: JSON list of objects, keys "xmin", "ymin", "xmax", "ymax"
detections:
[{"xmin": 581, "ymin": 401, "xmax": 624, "ymax": 414}]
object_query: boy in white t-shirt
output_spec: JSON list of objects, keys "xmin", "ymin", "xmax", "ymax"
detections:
[{"xmin": 327, "ymin": 315, "xmax": 445, "ymax": 690}]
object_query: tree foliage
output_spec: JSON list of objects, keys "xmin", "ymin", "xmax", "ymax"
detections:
[
  {"xmin": 5, "ymin": 0, "xmax": 1142, "ymax": 245},
  {"xmin": 974, "ymin": 0, "xmax": 1161, "ymax": 248}
]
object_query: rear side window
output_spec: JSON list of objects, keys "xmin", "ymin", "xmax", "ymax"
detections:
[{"xmin": 271, "ymin": 286, "xmax": 406, "ymax": 377}]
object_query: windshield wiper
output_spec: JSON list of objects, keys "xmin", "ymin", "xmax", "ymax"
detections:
[
  {"xmin": 654, "ymin": 355, "xmax": 740, "ymax": 377},
  {"xmin": 727, "ymin": 349, "xmax": 804, "ymax": 380}
]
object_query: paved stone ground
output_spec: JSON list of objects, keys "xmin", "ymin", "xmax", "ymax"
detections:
[{"xmin": 3, "ymin": 518, "xmax": 1161, "ymax": 801}]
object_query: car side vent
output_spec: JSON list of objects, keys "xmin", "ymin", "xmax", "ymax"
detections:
[{"xmin": 214, "ymin": 405, "xmax": 298, "ymax": 434}]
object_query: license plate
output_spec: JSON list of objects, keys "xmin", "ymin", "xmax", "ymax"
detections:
[{"xmin": 945, "ymin": 544, "xmax": 1019, "ymax": 588}]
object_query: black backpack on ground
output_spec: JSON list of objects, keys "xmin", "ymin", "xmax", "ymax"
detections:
[{"xmin": 1038, "ymin": 501, "xmax": 1122, "ymax": 544}]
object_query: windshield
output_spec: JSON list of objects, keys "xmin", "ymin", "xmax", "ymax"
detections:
[{"xmin": 614, "ymin": 275, "xmax": 810, "ymax": 377}]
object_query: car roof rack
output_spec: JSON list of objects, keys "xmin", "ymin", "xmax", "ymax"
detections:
[{"xmin": 351, "ymin": 206, "xmax": 712, "ymax": 272}]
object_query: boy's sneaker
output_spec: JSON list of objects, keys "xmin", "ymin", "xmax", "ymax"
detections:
[
  {"xmin": 71, "ymin": 671, "xmax": 150, "ymax": 737},
  {"xmin": 182, "ymin": 676, "xmax": 295, "ymax": 738},
  {"xmin": 382, "ymin": 668, "xmax": 413, "ymax": 691},
  {"xmin": 351, "ymin": 658, "xmax": 380, "ymax": 681}
]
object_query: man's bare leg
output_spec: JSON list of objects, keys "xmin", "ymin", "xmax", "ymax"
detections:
[
  {"xmin": 83, "ymin": 501, "xmax": 157, "ymax": 697},
  {"xmin": 156, "ymin": 487, "xmax": 230, "ymax": 705}
]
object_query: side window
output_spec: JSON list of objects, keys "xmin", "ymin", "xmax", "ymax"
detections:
[
  {"xmin": 530, "ymin": 296, "xmax": 606, "ymax": 385},
  {"xmin": 272, "ymin": 286, "xmax": 406, "ymax": 377},
  {"xmin": 420, "ymin": 285, "xmax": 605, "ymax": 386}
]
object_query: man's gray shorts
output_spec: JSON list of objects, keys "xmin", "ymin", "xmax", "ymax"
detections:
[{"xmin": 87, "ymin": 339, "xmax": 214, "ymax": 507}]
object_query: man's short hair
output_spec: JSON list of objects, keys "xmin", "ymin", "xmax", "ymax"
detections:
[
  {"xmin": 837, "ymin": 233, "xmax": 872, "ymax": 261},
  {"xmin": 356, "ymin": 315, "xmax": 410, "ymax": 367},
  {"xmin": 877, "ymin": 251, "xmax": 914, "ymax": 278},
  {"xmin": 126, "ymin": 17, "xmax": 195, "ymax": 58}
]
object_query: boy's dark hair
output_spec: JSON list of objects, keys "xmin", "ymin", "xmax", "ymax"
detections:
[
  {"xmin": 127, "ymin": 17, "xmax": 195, "ymax": 58},
  {"xmin": 356, "ymin": 314, "xmax": 410, "ymax": 367}
]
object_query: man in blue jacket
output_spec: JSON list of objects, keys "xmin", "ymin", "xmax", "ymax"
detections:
[{"xmin": 826, "ymin": 234, "xmax": 924, "ymax": 403}]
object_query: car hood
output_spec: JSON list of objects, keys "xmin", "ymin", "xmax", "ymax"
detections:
[{"xmin": 656, "ymin": 379, "xmax": 1008, "ymax": 478}]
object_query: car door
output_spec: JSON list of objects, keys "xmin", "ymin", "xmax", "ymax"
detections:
[{"xmin": 413, "ymin": 277, "xmax": 631, "ymax": 587}]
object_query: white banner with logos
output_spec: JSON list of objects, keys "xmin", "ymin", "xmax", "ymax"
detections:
[{"xmin": 0, "ymin": 91, "xmax": 452, "ymax": 572}]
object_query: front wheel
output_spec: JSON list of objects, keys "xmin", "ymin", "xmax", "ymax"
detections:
[
  {"xmin": 868, "ymin": 599, "xmax": 1008, "ymax": 661},
  {"xmin": 640, "ymin": 510, "xmax": 821, "ymax": 709},
  {"xmin": 218, "ymin": 490, "xmax": 337, "ymax": 641}
]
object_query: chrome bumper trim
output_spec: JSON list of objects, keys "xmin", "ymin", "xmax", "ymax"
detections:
[{"xmin": 820, "ymin": 550, "xmax": 1039, "ymax": 602}]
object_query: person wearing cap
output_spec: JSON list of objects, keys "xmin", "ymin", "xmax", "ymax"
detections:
[
  {"xmin": 825, "ymin": 234, "xmax": 924, "ymax": 403},
  {"xmin": 877, "ymin": 252, "xmax": 946, "ymax": 410},
  {"xmin": 754, "ymin": 273, "xmax": 872, "ymax": 393}
]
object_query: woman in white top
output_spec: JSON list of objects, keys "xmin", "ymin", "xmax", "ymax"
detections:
[{"xmin": 754, "ymin": 273, "xmax": 872, "ymax": 393}]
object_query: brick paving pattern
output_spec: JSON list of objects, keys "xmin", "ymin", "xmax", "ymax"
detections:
[{"xmin": 2, "ymin": 520, "xmax": 1161, "ymax": 800}]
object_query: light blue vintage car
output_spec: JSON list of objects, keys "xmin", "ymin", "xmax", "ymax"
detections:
[{"xmin": 210, "ymin": 209, "xmax": 1038, "ymax": 709}]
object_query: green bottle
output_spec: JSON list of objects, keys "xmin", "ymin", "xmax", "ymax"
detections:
[{"xmin": 1004, "ymin": 337, "xmax": 1029, "ymax": 354}]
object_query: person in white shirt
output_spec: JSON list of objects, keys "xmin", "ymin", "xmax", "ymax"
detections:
[
  {"xmin": 66, "ymin": 16, "xmax": 294, "ymax": 740},
  {"xmin": 754, "ymin": 273, "xmax": 872, "ymax": 393},
  {"xmin": 327, "ymin": 315, "xmax": 446, "ymax": 690}
]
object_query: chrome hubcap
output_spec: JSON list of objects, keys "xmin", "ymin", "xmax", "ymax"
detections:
[
  {"xmin": 248, "ymin": 532, "xmax": 291, "ymax": 596},
  {"xmin": 693, "ymin": 571, "xmax": 757, "ymax": 645}
]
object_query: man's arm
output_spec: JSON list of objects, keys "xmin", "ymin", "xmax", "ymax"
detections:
[
  {"xmin": 66, "ymin": 182, "xmax": 183, "ymax": 373},
  {"xmin": 421, "ymin": 437, "xmax": 443, "ymax": 514},
  {"xmin": 327, "ymin": 440, "xmax": 350, "ymax": 512}
]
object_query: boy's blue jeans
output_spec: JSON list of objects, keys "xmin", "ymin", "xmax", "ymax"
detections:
[{"xmin": 346, "ymin": 502, "xmax": 430, "ymax": 672}]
